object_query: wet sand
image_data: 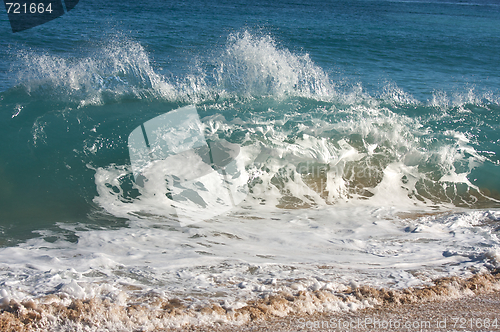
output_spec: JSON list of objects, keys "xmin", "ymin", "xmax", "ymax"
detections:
[
  {"xmin": 184, "ymin": 291, "xmax": 500, "ymax": 332},
  {"xmin": 0, "ymin": 271, "xmax": 500, "ymax": 332},
  {"xmin": 175, "ymin": 273, "xmax": 500, "ymax": 332},
  {"xmin": 2, "ymin": 273, "xmax": 500, "ymax": 331},
  {"xmin": 5, "ymin": 294, "xmax": 500, "ymax": 331}
]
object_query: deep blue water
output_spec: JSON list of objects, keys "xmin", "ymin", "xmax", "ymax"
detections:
[{"xmin": 1, "ymin": 0, "xmax": 500, "ymax": 245}]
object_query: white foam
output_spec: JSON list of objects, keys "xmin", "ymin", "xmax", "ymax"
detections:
[
  {"xmin": 13, "ymin": 31, "xmax": 348, "ymax": 108},
  {"xmin": 17, "ymin": 39, "xmax": 178, "ymax": 106},
  {"xmin": 6, "ymin": 30, "xmax": 500, "ymax": 330},
  {"xmin": 215, "ymin": 31, "xmax": 335, "ymax": 99},
  {"xmin": 1, "ymin": 206, "xmax": 499, "ymax": 304}
]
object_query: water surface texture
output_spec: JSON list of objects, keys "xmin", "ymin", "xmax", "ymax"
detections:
[{"xmin": 1, "ymin": 0, "xmax": 500, "ymax": 329}]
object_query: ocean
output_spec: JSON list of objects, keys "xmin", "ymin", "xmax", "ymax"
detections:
[{"xmin": 1, "ymin": 0, "xmax": 500, "ymax": 329}]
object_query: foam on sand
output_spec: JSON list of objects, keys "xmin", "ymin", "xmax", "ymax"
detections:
[{"xmin": 1, "ymin": 273, "xmax": 499, "ymax": 331}]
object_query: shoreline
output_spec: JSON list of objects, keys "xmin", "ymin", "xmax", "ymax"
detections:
[
  {"xmin": 2, "ymin": 272, "xmax": 500, "ymax": 331},
  {"xmin": 174, "ymin": 273, "xmax": 500, "ymax": 332},
  {"xmin": 184, "ymin": 290, "xmax": 500, "ymax": 332}
]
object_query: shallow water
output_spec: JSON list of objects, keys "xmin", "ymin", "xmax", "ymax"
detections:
[{"xmin": 1, "ymin": 0, "xmax": 500, "ymax": 329}]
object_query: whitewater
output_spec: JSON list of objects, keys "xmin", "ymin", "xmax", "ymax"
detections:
[{"xmin": 1, "ymin": 0, "xmax": 500, "ymax": 329}]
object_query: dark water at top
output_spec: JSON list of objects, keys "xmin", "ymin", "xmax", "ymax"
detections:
[{"xmin": 1, "ymin": 0, "xmax": 499, "ymax": 244}]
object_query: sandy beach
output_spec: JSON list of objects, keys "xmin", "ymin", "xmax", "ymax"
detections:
[
  {"xmin": 2, "ymin": 272, "xmax": 500, "ymax": 331},
  {"xmin": 191, "ymin": 291, "xmax": 500, "ymax": 332},
  {"xmin": 174, "ymin": 273, "xmax": 500, "ymax": 332},
  {"xmin": 2, "ymin": 0, "xmax": 500, "ymax": 331}
]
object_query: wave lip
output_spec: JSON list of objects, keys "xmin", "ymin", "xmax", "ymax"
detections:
[
  {"xmin": 12, "ymin": 31, "xmax": 339, "ymax": 107},
  {"xmin": 3, "ymin": 33, "xmax": 499, "ymax": 218},
  {"xmin": 15, "ymin": 39, "xmax": 177, "ymax": 106},
  {"xmin": 215, "ymin": 31, "xmax": 335, "ymax": 99}
]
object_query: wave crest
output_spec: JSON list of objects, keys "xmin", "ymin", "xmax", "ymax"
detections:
[
  {"xmin": 215, "ymin": 31, "xmax": 335, "ymax": 99},
  {"xmin": 17, "ymin": 39, "xmax": 177, "ymax": 106}
]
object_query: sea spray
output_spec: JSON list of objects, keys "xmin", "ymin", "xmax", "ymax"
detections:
[{"xmin": 1, "ymin": 14, "xmax": 500, "ymax": 330}]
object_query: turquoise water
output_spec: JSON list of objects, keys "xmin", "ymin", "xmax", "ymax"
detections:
[
  {"xmin": 1, "ymin": 2, "xmax": 500, "ymax": 326},
  {"xmin": 2, "ymin": 0, "xmax": 500, "ymax": 243}
]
